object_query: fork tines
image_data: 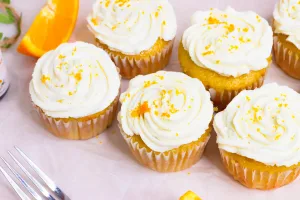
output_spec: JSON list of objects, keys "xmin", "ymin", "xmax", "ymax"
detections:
[{"xmin": 0, "ymin": 147, "xmax": 70, "ymax": 200}]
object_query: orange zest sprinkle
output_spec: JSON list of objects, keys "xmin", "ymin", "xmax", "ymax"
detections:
[
  {"xmin": 74, "ymin": 71, "xmax": 82, "ymax": 82},
  {"xmin": 57, "ymin": 99, "xmax": 64, "ymax": 103},
  {"xmin": 161, "ymin": 112, "xmax": 170, "ymax": 118},
  {"xmin": 175, "ymin": 88, "xmax": 183, "ymax": 96},
  {"xmin": 216, "ymin": 60, "xmax": 220, "ymax": 64},
  {"xmin": 91, "ymin": 18, "xmax": 98, "ymax": 26},
  {"xmin": 41, "ymin": 75, "xmax": 50, "ymax": 83},
  {"xmin": 169, "ymin": 104, "xmax": 178, "ymax": 114},
  {"xmin": 202, "ymin": 50, "xmax": 214, "ymax": 56},
  {"xmin": 144, "ymin": 80, "xmax": 158, "ymax": 88},
  {"xmin": 243, "ymin": 27, "xmax": 249, "ymax": 32},
  {"xmin": 105, "ymin": 0, "xmax": 110, "ymax": 7},
  {"xmin": 226, "ymin": 24, "xmax": 235, "ymax": 32},
  {"xmin": 162, "ymin": 20, "xmax": 166, "ymax": 26},
  {"xmin": 112, "ymin": 25, "xmax": 117, "ymax": 30},
  {"xmin": 207, "ymin": 16, "xmax": 220, "ymax": 24},
  {"xmin": 205, "ymin": 44, "xmax": 211, "ymax": 50},
  {"xmin": 58, "ymin": 54, "xmax": 66, "ymax": 59},
  {"xmin": 131, "ymin": 101, "xmax": 151, "ymax": 118}
]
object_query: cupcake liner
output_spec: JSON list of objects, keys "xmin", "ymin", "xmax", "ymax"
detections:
[
  {"xmin": 34, "ymin": 94, "xmax": 120, "ymax": 140},
  {"xmin": 208, "ymin": 74, "xmax": 265, "ymax": 111},
  {"xmin": 97, "ymin": 40, "xmax": 174, "ymax": 79},
  {"xmin": 273, "ymin": 36, "xmax": 300, "ymax": 79},
  {"xmin": 118, "ymin": 121, "xmax": 211, "ymax": 172},
  {"xmin": 220, "ymin": 150, "xmax": 300, "ymax": 190}
]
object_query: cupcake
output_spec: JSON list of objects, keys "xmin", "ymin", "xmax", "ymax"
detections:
[
  {"xmin": 179, "ymin": 7, "xmax": 273, "ymax": 110},
  {"xmin": 214, "ymin": 83, "xmax": 300, "ymax": 190},
  {"xmin": 118, "ymin": 71, "xmax": 213, "ymax": 172},
  {"xmin": 0, "ymin": 50, "xmax": 9, "ymax": 98},
  {"xmin": 87, "ymin": 0, "xmax": 177, "ymax": 79},
  {"xmin": 273, "ymin": 0, "xmax": 300, "ymax": 79},
  {"xmin": 29, "ymin": 42, "xmax": 121, "ymax": 140}
]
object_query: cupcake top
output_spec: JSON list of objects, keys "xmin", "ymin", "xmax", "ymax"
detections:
[
  {"xmin": 273, "ymin": 0, "xmax": 300, "ymax": 49},
  {"xmin": 214, "ymin": 83, "xmax": 300, "ymax": 167},
  {"xmin": 119, "ymin": 71, "xmax": 213, "ymax": 152},
  {"xmin": 87, "ymin": 0, "xmax": 177, "ymax": 55},
  {"xmin": 29, "ymin": 42, "xmax": 120, "ymax": 118},
  {"xmin": 182, "ymin": 7, "xmax": 273, "ymax": 77}
]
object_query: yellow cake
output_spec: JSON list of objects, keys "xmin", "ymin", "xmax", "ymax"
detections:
[
  {"xmin": 273, "ymin": 0, "xmax": 300, "ymax": 79},
  {"xmin": 214, "ymin": 84, "xmax": 300, "ymax": 190},
  {"xmin": 29, "ymin": 42, "xmax": 121, "ymax": 140},
  {"xmin": 87, "ymin": 0, "xmax": 177, "ymax": 79},
  {"xmin": 118, "ymin": 71, "xmax": 214, "ymax": 172},
  {"xmin": 179, "ymin": 7, "xmax": 273, "ymax": 110}
]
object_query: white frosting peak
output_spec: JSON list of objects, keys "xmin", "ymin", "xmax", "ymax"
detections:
[
  {"xmin": 182, "ymin": 7, "xmax": 273, "ymax": 77},
  {"xmin": 214, "ymin": 83, "xmax": 300, "ymax": 167},
  {"xmin": 119, "ymin": 71, "xmax": 213, "ymax": 153},
  {"xmin": 30, "ymin": 42, "xmax": 120, "ymax": 118},
  {"xmin": 273, "ymin": 0, "xmax": 300, "ymax": 49},
  {"xmin": 87, "ymin": 0, "xmax": 177, "ymax": 55}
]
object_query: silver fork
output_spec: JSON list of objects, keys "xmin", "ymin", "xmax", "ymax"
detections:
[{"xmin": 0, "ymin": 146, "xmax": 71, "ymax": 200}]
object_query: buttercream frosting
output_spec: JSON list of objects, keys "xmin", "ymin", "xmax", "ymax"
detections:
[
  {"xmin": 30, "ymin": 42, "xmax": 120, "ymax": 118},
  {"xmin": 182, "ymin": 7, "xmax": 273, "ymax": 77},
  {"xmin": 214, "ymin": 83, "xmax": 300, "ymax": 167},
  {"xmin": 87, "ymin": 0, "xmax": 177, "ymax": 55},
  {"xmin": 273, "ymin": 0, "xmax": 300, "ymax": 49},
  {"xmin": 119, "ymin": 71, "xmax": 213, "ymax": 153}
]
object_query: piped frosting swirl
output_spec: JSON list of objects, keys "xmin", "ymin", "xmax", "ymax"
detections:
[
  {"xmin": 30, "ymin": 42, "xmax": 120, "ymax": 118},
  {"xmin": 214, "ymin": 83, "xmax": 300, "ymax": 167},
  {"xmin": 87, "ymin": 0, "xmax": 177, "ymax": 55},
  {"xmin": 182, "ymin": 7, "xmax": 273, "ymax": 77},
  {"xmin": 273, "ymin": 0, "xmax": 300, "ymax": 49},
  {"xmin": 119, "ymin": 71, "xmax": 213, "ymax": 152}
]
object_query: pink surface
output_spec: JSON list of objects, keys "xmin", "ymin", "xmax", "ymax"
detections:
[{"xmin": 1, "ymin": 0, "xmax": 300, "ymax": 199}]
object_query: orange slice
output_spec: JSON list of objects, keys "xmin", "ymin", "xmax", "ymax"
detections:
[
  {"xmin": 17, "ymin": 0, "xmax": 79, "ymax": 57},
  {"xmin": 180, "ymin": 191, "xmax": 202, "ymax": 200}
]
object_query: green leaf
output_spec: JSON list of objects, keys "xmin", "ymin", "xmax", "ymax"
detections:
[
  {"xmin": 0, "ymin": 0, "xmax": 10, "ymax": 4},
  {"xmin": 0, "ymin": 33, "xmax": 3, "ymax": 40},
  {"xmin": 5, "ymin": 7, "xmax": 15, "ymax": 22},
  {"xmin": 0, "ymin": 9, "xmax": 15, "ymax": 24}
]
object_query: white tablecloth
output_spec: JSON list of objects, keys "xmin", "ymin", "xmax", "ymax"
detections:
[{"xmin": 1, "ymin": 0, "xmax": 300, "ymax": 199}]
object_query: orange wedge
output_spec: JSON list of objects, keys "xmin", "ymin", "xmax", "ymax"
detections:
[{"xmin": 17, "ymin": 0, "xmax": 79, "ymax": 57}]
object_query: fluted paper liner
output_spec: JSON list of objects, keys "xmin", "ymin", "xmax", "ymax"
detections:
[
  {"xmin": 220, "ymin": 150, "xmax": 300, "ymax": 190},
  {"xmin": 209, "ymin": 75, "xmax": 265, "ymax": 111},
  {"xmin": 273, "ymin": 36, "xmax": 300, "ymax": 79},
  {"xmin": 96, "ymin": 40, "xmax": 174, "ymax": 79},
  {"xmin": 34, "ymin": 94, "xmax": 119, "ymax": 140},
  {"xmin": 118, "ymin": 120, "xmax": 211, "ymax": 172}
]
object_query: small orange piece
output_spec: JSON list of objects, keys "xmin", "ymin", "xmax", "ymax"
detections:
[
  {"xmin": 17, "ymin": 0, "xmax": 79, "ymax": 57},
  {"xmin": 179, "ymin": 191, "xmax": 202, "ymax": 200}
]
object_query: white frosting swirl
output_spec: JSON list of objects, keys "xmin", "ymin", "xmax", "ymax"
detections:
[
  {"xmin": 214, "ymin": 83, "xmax": 300, "ymax": 167},
  {"xmin": 273, "ymin": 0, "xmax": 300, "ymax": 49},
  {"xmin": 119, "ymin": 71, "xmax": 213, "ymax": 152},
  {"xmin": 87, "ymin": 0, "xmax": 177, "ymax": 55},
  {"xmin": 182, "ymin": 7, "xmax": 273, "ymax": 77},
  {"xmin": 29, "ymin": 42, "xmax": 120, "ymax": 118}
]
